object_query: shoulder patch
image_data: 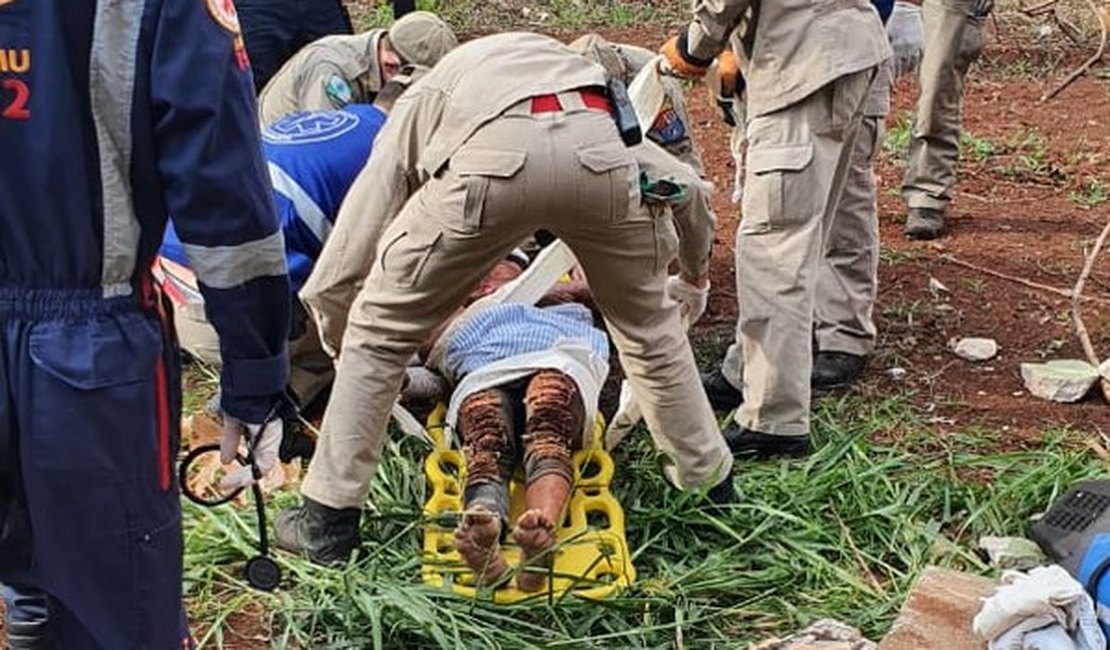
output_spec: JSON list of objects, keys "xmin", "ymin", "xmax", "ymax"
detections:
[
  {"xmin": 324, "ymin": 75, "xmax": 354, "ymax": 106},
  {"xmin": 263, "ymin": 110, "xmax": 362, "ymax": 145},
  {"xmin": 206, "ymin": 0, "xmax": 242, "ymax": 35}
]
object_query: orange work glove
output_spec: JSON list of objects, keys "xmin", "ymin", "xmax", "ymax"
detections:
[
  {"xmin": 717, "ymin": 50, "xmax": 742, "ymax": 97},
  {"xmin": 660, "ymin": 34, "xmax": 710, "ymax": 79}
]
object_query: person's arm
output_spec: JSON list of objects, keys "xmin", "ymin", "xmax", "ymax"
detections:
[
  {"xmin": 300, "ymin": 86, "xmax": 444, "ymax": 357},
  {"xmin": 150, "ymin": 0, "xmax": 290, "ymax": 424},
  {"xmin": 298, "ymin": 61, "xmax": 356, "ymax": 111},
  {"xmin": 661, "ymin": 0, "xmax": 750, "ymax": 77}
]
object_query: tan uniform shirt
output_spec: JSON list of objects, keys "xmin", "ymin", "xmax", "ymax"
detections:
[
  {"xmin": 257, "ymin": 30, "xmax": 385, "ymax": 126},
  {"xmin": 300, "ymin": 32, "xmax": 607, "ymax": 355},
  {"xmin": 685, "ymin": 0, "xmax": 890, "ymax": 117}
]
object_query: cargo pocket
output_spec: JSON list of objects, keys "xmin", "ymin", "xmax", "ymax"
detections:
[
  {"xmin": 449, "ymin": 147, "xmax": 526, "ymax": 233},
  {"xmin": 576, "ymin": 144, "xmax": 635, "ymax": 223},
  {"xmin": 740, "ymin": 143, "xmax": 816, "ymax": 234},
  {"xmin": 26, "ymin": 311, "xmax": 163, "ymax": 477},
  {"xmin": 378, "ymin": 226, "xmax": 444, "ymax": 290}
]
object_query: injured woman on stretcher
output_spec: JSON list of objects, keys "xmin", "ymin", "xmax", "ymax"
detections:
[{"xmin": 403, "ymin": 251, "xmax": 610, "ymax": 591}]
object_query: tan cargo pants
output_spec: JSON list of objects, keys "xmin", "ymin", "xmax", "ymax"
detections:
[
  {"xmin": 721, "ymin": 69, "xmax": 875, "ymax": 436},
  {"xmin": 301, "ymin": 94, "xmax": 733, "ymax": 509},
  {"xmin": 902, "ymin": 0, "xmax": 986, "ymax": 210},
  {"xmin": 815, "ymin": 63, "xmax": 892, "ymax": 357}
]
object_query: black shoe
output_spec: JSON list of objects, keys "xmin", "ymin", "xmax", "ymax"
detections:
[
  {"xmin": 274, "ymin": 497, "xmax": 361, "ymax": 566},
  {"xmin": 701, "ymin": 369, "xmax": 743, "ymax": 412},
  {"xmin": 722, "ymin": 423, "xmax": 810, "ymax": 459},
  {"xmin": 904, "ymin": 207, "xmax": 945, "ymax": 240},
  {"xmin": 705, "ymin": 466, "xmax": 738, "ymax": 511},
  {"xmin": 812, "ymin": 351, "xmax": 867, "ymax": 391}
]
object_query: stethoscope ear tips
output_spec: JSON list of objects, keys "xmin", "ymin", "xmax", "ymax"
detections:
[{"xmin": 245, "ymin": 555, "xmax": 282, "ymax": 592}]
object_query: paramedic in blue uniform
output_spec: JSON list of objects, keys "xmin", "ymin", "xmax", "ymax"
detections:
[
  {"xmin": 160, "ymin": 99, "xmax": 394, "ymax": 411},
  {"xmin": 0, "ymin": 0, "xmax": 291, "ymax": 648}
]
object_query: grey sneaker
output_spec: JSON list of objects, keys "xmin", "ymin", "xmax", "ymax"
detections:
[
  {"xmin": 274, "ymin": 497, "xmax": 361, "ymax": 566},
  {"xmin": 905, "ymin": 207, "xmax": 945, "ymax": 240}
]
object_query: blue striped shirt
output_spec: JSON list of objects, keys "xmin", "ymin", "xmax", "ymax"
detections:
[{"xmin": 444, "ymin": 303, "xmax": 609, "ymax": 381}]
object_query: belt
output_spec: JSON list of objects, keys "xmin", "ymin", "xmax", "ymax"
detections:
[{"xmin": 530, "ymin": 88, "xmax": 610, "ymax": 114}]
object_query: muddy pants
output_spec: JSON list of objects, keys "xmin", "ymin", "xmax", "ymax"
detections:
[
  {"xmin": 301, "ymin": 92, "xmax": 733, "ymax": 509},
  {"xmin": 721, "ymin": 69, "xmax": 875, "ymax": 436},
  {"xmin": 459, "ymin": 371, "xmax": 584, "ymax": 523},
  {"xmin": 0, "ymin": 289, "xmax": 189, "ymax": 649},
  {"xmin": 902, "ymin": 0, "xmax": 986, "ymax": 211},
  {"xmin": 815, "ymin": 63, "xmax": 893, "ymax": 357}
]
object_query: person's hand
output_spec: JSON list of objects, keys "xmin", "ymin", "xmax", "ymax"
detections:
[
  {"xmin": 660, "ymin": 34, "xmax": 710, "ymax": 79},
  {"xmin": 400, "ymin": 367, "xmax": 448, "ymax": 404},
  {"xmin": 887, "ymin": 2, "xmax": 924, "ymax": 79},
  {"xmin": 667, "ymin": 275, "xmax": 709, "ymax": 325},
  {"xmin": 219, "ymin": 415, "xmax": 283, "ymax": 490}
]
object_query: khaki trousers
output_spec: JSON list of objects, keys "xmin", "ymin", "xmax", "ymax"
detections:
[
  {"xmin": 721, "ymin": 69, "xmax": 875, "ymax": 436},
  {"xmin": 902, "ymin": 0, "xmax": 985, "ymax": 210},
  {"xmin": 815, "ymin": 63, "xmax": 892, "ymax": 357},
  {"xmin": 301, "ymin": 96, "xmax": 733, "ymax": 509}
]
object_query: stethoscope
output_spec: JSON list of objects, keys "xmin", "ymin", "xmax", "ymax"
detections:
[{"xmin": 179, "ymin": 437, "xmax": 283, "ymax": 591}]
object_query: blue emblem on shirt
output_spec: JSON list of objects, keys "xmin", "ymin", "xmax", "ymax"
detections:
[{"xmin": 262, "ymin": 110, "xmax": 362, "ymax": 145}]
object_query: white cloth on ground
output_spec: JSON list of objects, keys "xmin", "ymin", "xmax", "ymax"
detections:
[{"xmin": 973, "ymin": 565, "xmax": 1106, "ymax": 650}]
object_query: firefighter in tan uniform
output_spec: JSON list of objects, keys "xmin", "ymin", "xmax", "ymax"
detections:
[
  {"xmin": 274, "ymin": 32, "xmax": 735, "ymax": 564},
  {"xmin": 900, "ymin": 0, "xmax": 991, "ymax": 239},
  {"xmin": 256, "ymin": 11, "xmax": 456, "ymax": 126},
  {"xmin": 663, "ymin": 0, "xmax": 890, "ymax": 457}
]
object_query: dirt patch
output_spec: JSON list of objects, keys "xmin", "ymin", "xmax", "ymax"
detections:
[{"xmin": 586, "ymin": 25, "xmax": 1110, "ymax": 443}]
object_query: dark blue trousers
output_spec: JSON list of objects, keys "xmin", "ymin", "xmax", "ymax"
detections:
[
  {"xmin": 238, "ymin": 0, "xmax": 354, "ymax": 92},
  {"xmin": 0, "ymin": 288, "xmax": 188, "ymax": 649}
]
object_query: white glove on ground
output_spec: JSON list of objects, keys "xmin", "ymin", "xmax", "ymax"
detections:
[
  {"xmin": 887, "ymin": 2, "xmax": 924, "ymax": 79},
  {"xmin": 667, "ymin": 276, "xmax": 709, "ymax": 325},
  {"xmin": 219, "ymin": 416, "xmax": 283, "ymax": 491}
]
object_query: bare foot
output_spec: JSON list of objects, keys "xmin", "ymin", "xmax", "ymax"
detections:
[
  {"xmin": 454, "ymin": 507, "xmax": 509, "ymax": 587},
  {"xmin": 512, "ymin": 509, "xmax": 556, "ymax": 592}
]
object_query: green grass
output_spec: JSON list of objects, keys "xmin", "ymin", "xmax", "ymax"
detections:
[
  {"xmin": 1069, "ymin": 178, "xmax": 1108, "ymax": 208},
  {"xmin": 349, "ymin": 0, "xmax": 686, "ymax": 34},
  {"xmin": 183, "ymin": 392, "xmax": 1104, "ymax": 648}
]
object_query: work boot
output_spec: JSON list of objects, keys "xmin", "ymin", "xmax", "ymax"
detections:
[
  {"xmin": 904, "ymin": 207, "xmax": 945, "ymax": 240},
  {"xmin": 274, "ymin": 497, "xmax": 361, "ymax": 566},
  {"xmin": 812, "ymin": 351, "xmax": 867, "ymax": 391},
  {"xmin": 722, "ymin": 423, "xmax": 810, "ymax": 459},
  {"xmin": 705, "ymin": 465, "xmax": 738, "ymax": 510},
  {"xmin": 701, "ymin": 369, "xmax": 743, "ymax": 412}
]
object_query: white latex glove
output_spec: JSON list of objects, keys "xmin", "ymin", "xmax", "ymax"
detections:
[
  {"xmin": 400, "ymin": 366, "xmax": 448, "ymax": 403},
  {"xmin": 887, "ymin": 2, "xmax": 924, "ymax": 79},
  {"xmin": 219, "ymin": 416, "xmax": 283, "ymax": 491},
  {"xmin": 666, "ymin": 276, "xmax": 709, "ymax": 325}
]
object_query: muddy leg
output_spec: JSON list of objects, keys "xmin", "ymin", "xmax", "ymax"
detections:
[
  {"xmin": 454, "ymin": 388, "xmax": 516, "ymax": 586},
  {"xmin": 513, "ymin": 371, "xmax": 583, "ymax": 592}
]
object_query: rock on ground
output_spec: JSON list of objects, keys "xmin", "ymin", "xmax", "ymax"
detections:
[
  {"xmin": 879, "ymin": 566, "xmax": 995, "ymax": 650},
  {"xmin": 1020, "ymin": 360, "xmax": 1100, "ymax": 403},
  {"xmin": 951, "ymin": 338, "xmax": 998, "ymax": 362}
]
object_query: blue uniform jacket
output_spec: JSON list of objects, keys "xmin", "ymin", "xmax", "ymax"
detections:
[
  {"xmin": 0, "ymin": 0, "xmax": 291, "ymax": 422},
  {"xmin": 161, "ymin": 104, "xmax": 386, "ymax": 293}
]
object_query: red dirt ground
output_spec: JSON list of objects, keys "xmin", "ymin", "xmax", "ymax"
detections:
[{"xmin": 585, "ymin": 24, "xmax": 1110, "ymax": 446}]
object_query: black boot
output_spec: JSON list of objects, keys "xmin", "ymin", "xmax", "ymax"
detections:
[
  {"xmin": 274, "ymin": 497, "xmax": 361, "ymax": 566},
  {"xmin": 701, "ymin": 369, "xmax": 743, "ymax": 412},
  {"xmin": 812, "ymin": 351, "xmax": 867, "ymax": 391},
  {"xmin": 904, "ymin": 207, "xmax": 945, "ymax": 240},
  {"xmin": 722, "ymin": 423, "xmax": 810, "ymax": 459},
  {"xmin": 705, "ymin": 466, "xmax": 738, "ymax": 510}
]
